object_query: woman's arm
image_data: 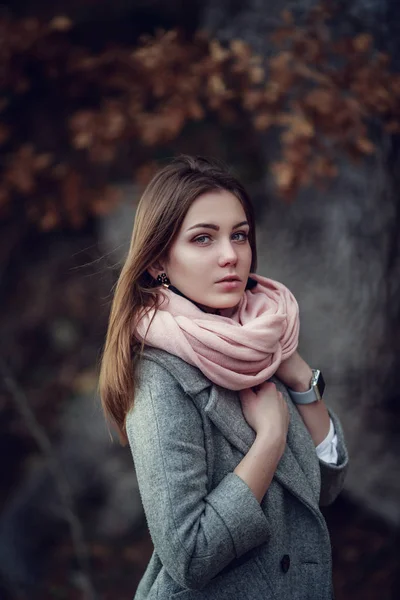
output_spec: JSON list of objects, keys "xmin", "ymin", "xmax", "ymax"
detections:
[
  {"xmin": 234, "ymin": 382, "xmax": 289, "ymax": 502},
  {"xmin": 276, "ymin": 352, "xmax": 330, "ymax": 445},
  {"xmin": 275, "ymin": 351, "xmax": 349, "ymax": 505},
  {"xmin": 291, "ymin": 393, "xmax": 331, "ymax": 447},
  {"xmin": 234, "ymin": 433, "xmax": 283, "ymax": 503}
]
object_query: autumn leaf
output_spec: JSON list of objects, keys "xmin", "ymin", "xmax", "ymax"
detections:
[
  {"xmin": 5, "ymin": 145, "xmax": 42, "ymax": 194},
  {"xmin": 242, "ymin": 89, "xmax": 265, "ymax": 111},
  {"xmin": 40, "ymin": 208, "xmax": 59, "ymax": 230},
  {"xmin": 69, "ymin": 111, "xmax": 96, "ymax": 149},
  {"xmin": 271, "ymin": 161, "xmax": 295, "ymax": 190},
  {"xmin": 253, "ymin": 113, "xmax": 274, "ymax": 130},
  {"xmin": 186, "ymin": 100, "xmax": 205, "ymax": 120},
  {"xmin": 269, "ymin": 51, "xmax": 293, "ymax": 73},
  {"xmin": 208, "ymin": 74, "xmax": 226, "ymax": 95},
  {"xmin": 230, "ymin": 39, "xmax": 251, "ymax": 60},
  {"xmin": 249, "ymin": 66, "xmax": 265, "ymax": 84},
  {"xmin": 48, "ymin": 16, "xmax": 73, "ymax": 31},
  {"xmin": 355, "ymin": 137, "xmax": 375, "ymax": 154},
  {"xmin": 278, "ymin": 113, "xmax": 315, "ymax": 139},
  {"xmin": 281, "ymin": 9, "xmax": 294, "ymax": 25},
  {"xmin": 209, "ymin": 40, "xmax": 230, "ymax": 63},
  {"xmin": 353, "ymin": 34, "xmax": 373, "ymax": 54},
  {"xmin": 305, "ymin": 89, "xmax": 336, "ymax": 115}
]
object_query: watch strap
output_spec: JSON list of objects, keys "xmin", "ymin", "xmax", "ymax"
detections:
[{"xmin": 288, "ymin": 369, "xmax": 325, "ymax": 405}]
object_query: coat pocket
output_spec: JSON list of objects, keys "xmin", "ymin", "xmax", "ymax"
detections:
[{"xmin": 170, "ymin": 557, "xmax": 274, "ymax": 600}]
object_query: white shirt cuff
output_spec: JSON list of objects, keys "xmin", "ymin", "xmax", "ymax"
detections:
[{"xmin": 315, "ymin": 418, "xmax": 338, "ymax": 465}]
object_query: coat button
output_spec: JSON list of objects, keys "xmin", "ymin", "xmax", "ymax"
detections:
[{"xmin": 281, "ymin": 554, "xmax": 290, "ymax": 573}]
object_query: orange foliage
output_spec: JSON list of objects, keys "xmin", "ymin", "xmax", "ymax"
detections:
[{"xmin": 0, "ymin": 2, "xmax": 400, "ymax": 228}]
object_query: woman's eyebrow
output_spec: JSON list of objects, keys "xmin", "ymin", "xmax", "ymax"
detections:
[{"xmin": 187, "ymin": 220, "xmax": 249, "ymax": 231}]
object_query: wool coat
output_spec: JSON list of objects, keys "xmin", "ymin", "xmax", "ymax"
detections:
[{"xmin": 126, "ymin": 348, "xmax": 349, "ymax": 600}]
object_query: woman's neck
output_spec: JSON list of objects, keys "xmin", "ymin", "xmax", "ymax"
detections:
[{"xmin": 168, "ymin": 285, "xmax": 235, "ymax": 317}]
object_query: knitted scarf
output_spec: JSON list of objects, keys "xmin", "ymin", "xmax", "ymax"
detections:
[{"xmin": 135, "ymin": 273, "xmax": 300, "ymax": 390}]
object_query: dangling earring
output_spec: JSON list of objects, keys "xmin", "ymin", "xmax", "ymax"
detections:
[{"xmin": 157, "ymin": 272, "xmax": 170, "ymax": 287}]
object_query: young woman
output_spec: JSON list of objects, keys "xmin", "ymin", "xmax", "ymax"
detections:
[{"xmin": 99, "ymin": 155, "xmax": 348, "ymax": 600}]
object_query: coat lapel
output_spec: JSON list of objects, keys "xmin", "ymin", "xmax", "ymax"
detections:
[{"xmin": 204, "ymin": 383, "xmax": 320, "ymax": 511}]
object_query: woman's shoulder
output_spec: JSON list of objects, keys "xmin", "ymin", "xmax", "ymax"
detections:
[
  {"xmin": 135, "ymin": 347, "xmax": 211, "ymax": 397},
  {"xmin": 127, "ymin": 349, "xmax": 209, "ymax": 435}
]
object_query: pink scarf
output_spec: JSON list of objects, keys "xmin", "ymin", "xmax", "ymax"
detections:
[{"xmin": 135, "ymin": 273, "xmax": 299, "ymax": 390}]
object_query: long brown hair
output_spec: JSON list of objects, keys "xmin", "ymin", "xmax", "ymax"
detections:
[{"xmin": 98, "ymin": 155, "xmax": 258, "ymax": 444}]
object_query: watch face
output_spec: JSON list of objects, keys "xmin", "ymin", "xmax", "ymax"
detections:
[
  {"xmin": 312, "ymin": 369, "xmax": 325, "ymax": 399},
  {"xmin": 316, "ymin": 370, "xmax": 325, "ymax": 398}
]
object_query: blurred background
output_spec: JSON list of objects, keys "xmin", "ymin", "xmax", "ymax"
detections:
[{"xmin": 0, "ymin": 0, "xmax": 399, "ymax": 599}]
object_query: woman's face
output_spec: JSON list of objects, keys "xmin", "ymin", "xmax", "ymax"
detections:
[{"xmin": 163, "ymin": 190, "xmax": 252, "ymax": 313}]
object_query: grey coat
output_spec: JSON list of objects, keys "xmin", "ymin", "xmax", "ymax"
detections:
[{"xmin": 126, "ymin": 348, "xmax": 349, "ymax": 600}]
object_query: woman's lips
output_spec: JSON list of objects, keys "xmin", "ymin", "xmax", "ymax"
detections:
[{"xmin": 215, "ymin": 280, "xmax": 241, "ymax": 290}]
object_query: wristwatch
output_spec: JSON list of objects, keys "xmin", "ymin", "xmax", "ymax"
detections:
[{"xmin": 288, "ymin": 369, "xmax": 326, "ymax": 405}]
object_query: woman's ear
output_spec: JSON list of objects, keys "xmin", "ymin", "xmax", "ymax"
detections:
[{"xmin": 147, "ymin": 260, "xmax": 165, "ymax": 280}]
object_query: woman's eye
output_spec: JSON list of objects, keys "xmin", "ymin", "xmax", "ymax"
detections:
[
  {"xmin": 232, "ymin": 231, "xmax": 249, "ymax": 242},
  {"xmin": 193, "ymin": 232, "xmax": 248, "ymax": 244},
  {"xmin": 194, "ymin": 235, "xmax": 211, "ymax": 244}
]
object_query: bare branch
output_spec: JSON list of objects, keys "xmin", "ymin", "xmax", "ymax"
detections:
[{"xmin": 0, "ymin": 359, "xmax": 97, "ymax": 600}]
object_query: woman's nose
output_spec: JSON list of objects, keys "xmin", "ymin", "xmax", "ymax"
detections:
[{"xmin": 218, "ymin": 241, "xmax": 238, "ymax": 266}]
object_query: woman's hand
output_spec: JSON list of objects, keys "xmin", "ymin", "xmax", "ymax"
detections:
[
  {"xmin": 236, "ymin": 382, "xmax": 290, "ymax": 502},
  {"xmin": 240, "ymin": 381, "xmax": 289, "ymax": 448},
  {"xmin": 275, "ymin": 350, "xmax": 313, "ymax": 392}
]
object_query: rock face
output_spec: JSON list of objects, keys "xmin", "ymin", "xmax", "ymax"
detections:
[{"xmin": 255, "ymin": 160, "xmax": 400, "ymax": 523}]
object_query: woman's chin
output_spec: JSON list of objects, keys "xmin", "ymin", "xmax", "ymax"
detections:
[
  {"xmin": 217, "ymin": 290, "xmax": 244, "ymax": 305},
  {"xmin": 198, "ymin": 293, "xmax": 242, "ymax": 313}
]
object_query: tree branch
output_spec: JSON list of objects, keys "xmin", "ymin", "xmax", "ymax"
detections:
[{"xmin": 0, "ymin": 359, "xmax": 97, "ymax": 600}]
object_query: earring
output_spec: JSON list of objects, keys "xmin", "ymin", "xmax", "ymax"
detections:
[{"xmin": 157, "ymin": 272, "xmax": 170, "ymax": 287}]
